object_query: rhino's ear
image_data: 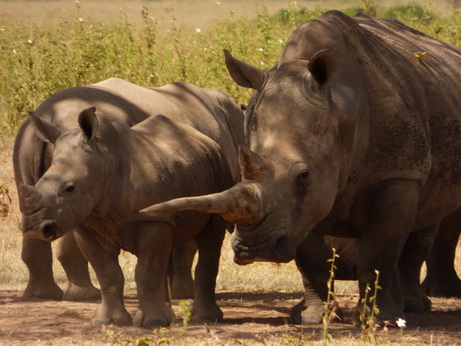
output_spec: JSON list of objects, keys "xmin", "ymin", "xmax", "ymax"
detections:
[
  {"xmin": 307, "ymin": 48, "xmax": 340, "ymax": 90},
  {"xmin": 29, "ymin": 111, "xmax": 63, "ymax": 144},
  {"xmin": 238, "ymin": 145, "xmax": 273, "ymax": 180},
  {"xmin": 78, "ymin": 107, "xmax": 99, "ymax": 142},
  {"xmin": 224, "ymin": 49, "xmax": 265, "ymax": 91}
]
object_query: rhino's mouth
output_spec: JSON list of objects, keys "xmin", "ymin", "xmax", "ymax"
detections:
[{"xmin": 232, "ymin": 235, "xmax": 296, "ymax": 265}]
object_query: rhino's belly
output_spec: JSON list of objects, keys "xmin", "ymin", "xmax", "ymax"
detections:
[
  {"xmin": 172, "ymin": 211, "xmax": 212, "ymax": 247},
  {"xmin": 415, "ymin": 183, "xmax": 461, "ymax": 230}
]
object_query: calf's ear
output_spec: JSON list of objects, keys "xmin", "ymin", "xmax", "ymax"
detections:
[
  {"xmin": 29, "ymin": 112, "xmax": 63, "ymax": 144},
  {"xmin": 224, "ymin": 49, "xmax": 265, "ymax": 91},
  {"xmin": 78, "ymin": 107, "xmax": 99, "ymax": 142}
]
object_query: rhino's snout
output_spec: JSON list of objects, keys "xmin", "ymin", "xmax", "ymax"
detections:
[{"xmin": 23, "ymin": 220, "xmax": 59, "ymax": 242}]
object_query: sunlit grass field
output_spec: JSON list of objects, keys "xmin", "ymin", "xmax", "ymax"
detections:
[{"xmin": 0, "ymin": 0, "xmax": 460, "ymax": 296}]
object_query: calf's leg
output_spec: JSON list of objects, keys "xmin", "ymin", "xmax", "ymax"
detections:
[
  {"xmin": 133, "ymin": 223, "xmax": 175, "ymax": 328},
  {"xmin": 74, "ymin": 228, "xmax": 132, "ymax": 326}
]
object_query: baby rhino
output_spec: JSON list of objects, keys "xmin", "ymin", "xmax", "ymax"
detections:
[{"xmin": 20, "ymin": 105, "xmax": 240, "ymax": 328}]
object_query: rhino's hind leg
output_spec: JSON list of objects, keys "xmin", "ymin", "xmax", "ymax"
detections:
[
  {"xmin": 21, "ymin": 238, "xmax": 63, "ymax": 300},
  {"xmin": 170, "ymin": 240, "xmax": 196, "ymax": 300},
  {"xmin": 422, "ymin": 211, "xmax": 461, "ymax": 298},
  {"xmin": 56, "ymin": 231, "xmax": 101, "ymax": 301},
  {"xmin": 398, "ymin": 225, "xmax": 435, "ymax": 313},
  {"xmin": 133, "ymin": 223, "xmax": 175, "ymax": 328},
  {"xmin": 191, "ymin": 215, "xmax": 225, "ymax": 323}
]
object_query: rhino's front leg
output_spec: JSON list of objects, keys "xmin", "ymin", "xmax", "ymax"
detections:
[
  {"xmin": 74, "ymin": 229, "xmax": 132, "ymax": 326},
  {"xmin": 192, "ymin": 214, "xmax": 225, "ymax": 322},
  {"xmin": 291, "ymin": 230, "xmax": 335, "ymax": 325},
  {"xmin": 56, "ymin": 230, "xmax": 101, "ymax": 301},
  {"xmin": 133, "ymin": 223, "xmax": 175, "ymax": 328},
  {"xmin": 21, "ymin": 238, "xmax": 63, "ymax": 300},
  {"xmin": 353, "ymin": 179, "xmax": 419, "ymax": 327}
]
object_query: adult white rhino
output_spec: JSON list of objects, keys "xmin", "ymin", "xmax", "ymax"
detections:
[
  {"xmin": 16, "ymin": 79, "xmax": 244, "ymax": 327},
  {"xmin": 141, "ymin": 11, "xmax": 461, "ymax": 325}
]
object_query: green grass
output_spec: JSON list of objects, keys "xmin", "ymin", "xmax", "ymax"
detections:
[{"xmin": 2, "ymin": 1, "xmax": 460, "ymax": 133}]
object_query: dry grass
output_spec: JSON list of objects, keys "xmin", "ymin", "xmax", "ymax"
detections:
[{"xmin": 0, "ymin": 0, "xmax": 458, "ymax": 31}]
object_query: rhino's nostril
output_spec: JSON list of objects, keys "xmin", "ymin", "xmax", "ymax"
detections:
[{"xmin": 42, "ymin": 223, "xmax": 57, "ymax": 241}]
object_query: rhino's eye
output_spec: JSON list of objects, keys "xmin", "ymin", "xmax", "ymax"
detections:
[
  {"xmin": 62, "ymin": 182, "xmax": 75, "ymax": 194},
  {"xmin": 296, "ymin": 170, "xmax": 310, "ymax": 186}
]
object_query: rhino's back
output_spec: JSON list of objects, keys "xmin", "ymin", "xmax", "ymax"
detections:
[{"xmin": 14, "ymin": 78, "xmax": 243, "ymax": 191}]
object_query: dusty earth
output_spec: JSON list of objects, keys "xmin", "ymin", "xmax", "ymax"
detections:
[{"xmin": 0, "ymin": 288, "xmax": 460, "ymax": 345}]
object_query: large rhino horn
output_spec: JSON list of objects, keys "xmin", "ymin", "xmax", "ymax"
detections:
[{"xmin": 140, "ymin": 183, "xmax": 263, "ymax": 225}]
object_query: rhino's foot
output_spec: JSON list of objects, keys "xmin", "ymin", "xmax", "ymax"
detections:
[
  {"xmin": 192, "ymin": 302, "xmax": 223, "ymax": 323},
  {"xmin": 171, "ymin": 278, "xmax": 194, "ymax": 300},
  {"xmin": 133, "ymin": 306, "xmax": 174, "ymax": 328},
  {"xmin": 63, "ymin": 283, "xmax": 101, "ymax": 301},
  {"xmin": 22, "ymin": 281, "xmax": 63, "ymax": 300},
  {"xmin": 404, "ymin": 296, "xmax": 431, "ymax": 313},
  {"xmin": 289, "ymin": 300, "xmax": 343, "ymax": 325},
  {"xmin": 92, "ymin": 306, "xmax": 133, "ymax": 326},
  {"xmin": 423, "ymin": 276, "xmax": 461, "ymax": 298}
]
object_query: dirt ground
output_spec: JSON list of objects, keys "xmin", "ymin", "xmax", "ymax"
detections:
[{"xmin": 0, "ymin": 288, "xmax": 460, "ymax": 345}]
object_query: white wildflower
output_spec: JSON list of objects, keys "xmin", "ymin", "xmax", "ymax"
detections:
[
  {"xmin": 79, "ymin": 17, "xmax": 84, "ymax": 23},
  {"xmin": 27, "ymin": 39, "xmax": 33, "ymax": 45},
  {"xmin": 396, "ymin": 318, "xmax": 406, "ymax": 328},
  {"xmin": 12, "ymin": 49, "xmax": 17, "ymax": 54},
  {"xmin": 259, "ymin": 48, "xmax": 264, "ymax": 52},
  {"xmin": 195, "ymin": 28, "xmax": 201, "ymax": 33}
]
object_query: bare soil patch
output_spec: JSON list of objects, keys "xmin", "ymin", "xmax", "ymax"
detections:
[{"xmin": 1, "ymin": 288, "xmax": 460, "ymax": 345}]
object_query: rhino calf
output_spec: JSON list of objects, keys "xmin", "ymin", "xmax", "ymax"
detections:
[{"xmin": 19, "ymin": 85, "xmax": 244, "ymax": 327}]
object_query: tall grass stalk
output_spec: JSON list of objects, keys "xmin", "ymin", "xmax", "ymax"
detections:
[{"xmin": 322, "ymin": 247, "xmax": 339, "ymax": 344}]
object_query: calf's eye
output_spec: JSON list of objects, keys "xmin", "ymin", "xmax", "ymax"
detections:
[{"xmin": 62, "ymin": 182, "xmax": 75, "ymax": 194}]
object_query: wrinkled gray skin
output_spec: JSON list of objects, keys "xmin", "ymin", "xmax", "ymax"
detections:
[
  {"xmin": 141, "ymin": 11, "xmax": 461, "ymax": 326},
  {"xmin": 13, "ymin": 79, "xmax": 236, "ymax": 301},
  {"xmin": 18, "ymin": 81, "xmax": 244, "ymax": 327}
]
